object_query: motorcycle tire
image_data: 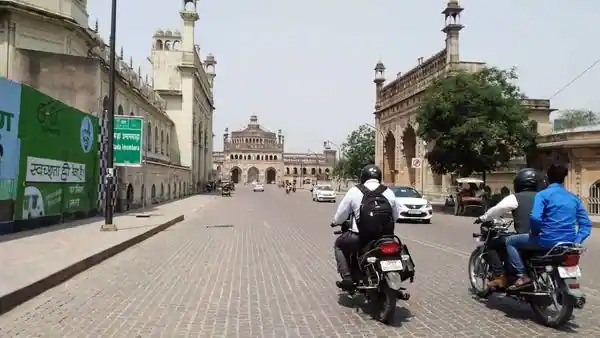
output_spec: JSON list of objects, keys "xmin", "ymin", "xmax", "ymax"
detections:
[
  {"xmin": 468, "ymin": 248, "xmax": 491, "ymax": 298},
  {"xmin": 370, "ymin": 282, "xmax": 397, "ymax": 324},
  {"xmin": 530, "ymin": 273, "xmax": 574, "ymax": 328}
]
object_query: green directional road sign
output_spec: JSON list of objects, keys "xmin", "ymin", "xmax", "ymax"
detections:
[{"xmin": 113, "ymin": 116, "xmax": 144, "ymax": 167}]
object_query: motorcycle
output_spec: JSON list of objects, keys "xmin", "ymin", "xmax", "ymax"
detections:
[
  {"xmin": 468, "ymin": 218, "xmax": 586, "ymax": 328},
  {"xmin": 292, "ymin": 186, "xmax": 296, "ymax": 192},
  {"xmin": 331, "ymin": 221, "xmax": 415, "ymax": 324},
  {"xmin": 285, "ymin": 186, "xmax": 291, "ymax": 194}
]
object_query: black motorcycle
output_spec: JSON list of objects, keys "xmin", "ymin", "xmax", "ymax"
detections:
[
  {"xmin": 468, "ymin": 218, "xmax": 586, "ymax": 328},
  {"xmin": 332, "ymin": 222, "xmax": 415, "ymax": 324}
]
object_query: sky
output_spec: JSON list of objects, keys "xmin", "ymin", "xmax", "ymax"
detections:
[{"xmin": 88, "ymin": 0, "xmax": 600, "ymax": 152}]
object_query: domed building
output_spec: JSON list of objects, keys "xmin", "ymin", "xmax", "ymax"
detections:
[{"xmin": 213, "ymin": 115, "xmax": 337, "ymax": 185}]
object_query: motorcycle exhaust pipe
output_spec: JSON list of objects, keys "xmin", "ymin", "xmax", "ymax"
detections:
[
  {"xmin": 397, "ymin": 291, "xmax": 410, "ymax": 300},
  {"xmin": 575, "ymin": 296, "xmax": 586, "ymax": 309}
]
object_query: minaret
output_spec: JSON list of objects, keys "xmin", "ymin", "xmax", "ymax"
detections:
[
  {"xmin": 179, "ymin": 0, "xmax": 200, "ymax": 183},
  {"xmin": 373, "ymin": 60, "xmax": 385, "ymax": 111},
  {"xmin": 442, "ymin": 0, "xmax": 463, "ymax": 67},
  {"xmin": 181, "ymin": 0, "xmax": 199, "ymax": 52},
  {"xmin": 204, "ymin": 54, "xmax": 217, "ymax": 88}
]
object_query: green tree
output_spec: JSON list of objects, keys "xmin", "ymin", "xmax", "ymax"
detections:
[
  {"xmin": 416, "ymin": 67, "xmax": 537, "ymax": 180},
  {"xmin": 335, "ymin": 124, "xmax": 375, "ymax": 179},
  {"xmin": 553, "ymin": 109, "xmax": 599, "ymax": 131}
]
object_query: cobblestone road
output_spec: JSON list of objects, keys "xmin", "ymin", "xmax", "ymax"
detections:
[{"xmin": 1, "ymin": 185, "xmax": 600, "ymax": 337}]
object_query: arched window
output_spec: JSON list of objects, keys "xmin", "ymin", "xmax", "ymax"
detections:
[
  {"xmin": 166, "ymin": 134, "xmax": 170, "ymax": 156},
  {"xmin": 286, "ymin": 167, "xmax": 290, "ymax": 174},
  {"xmin": 293, "ymin": 167, "xmax": 298, "ymax": 175},
  {"xmin": 147, "ymin": 123, "xmax": 152, "ymax": 151},
  {"xmin": 302, "ymin": 168, "xmax": 307, "ymax": 175},
  {"xmin": 318, "ymin": 168, "xmax": 322, "ymax": 174},
  {"xmin": 154, "ymin": 126, "xmax": 158, "ymax": 153},
  {"xmin": 311, "ymin": 168, "xmax": 316, "ymax": 175},
  {"xmin": 160, "ymin": 130, "xmax": 164, "ymax": 155},
  {"xmin": 230, "ymin": 154, "xmax": 234, "ymax": 160},
  {"xmin": 274, "ymin": 155, "xmax": 278, "ymax": 160}
]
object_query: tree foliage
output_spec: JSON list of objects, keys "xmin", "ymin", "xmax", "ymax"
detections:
[
  {"xmin": 553, "ymin": 109, "xmax": 599, "ymax": 131},
  {"xmin": 416, "ymin": 67, "xmax": 537, "ymax": 178},
  {"xmin": 333, "ymin": 124, "xmax": 375, "ymax": 180}
]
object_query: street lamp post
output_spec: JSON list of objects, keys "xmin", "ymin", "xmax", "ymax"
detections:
[
  {"xmin": 324, "ymin": 140, "xmax": 341, "ymax": 163},
  {"xmin": 365, "ymin": 123, "xmax": 387, "ymax": 183},
  {"xmin": 102, "ymin": 0, "xmax": 118, "ymax": 231}
]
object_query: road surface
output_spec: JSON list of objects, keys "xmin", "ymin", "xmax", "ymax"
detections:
[{"xmin": 1, "ymin": 185, "xmax": 599, "ymax": 337}]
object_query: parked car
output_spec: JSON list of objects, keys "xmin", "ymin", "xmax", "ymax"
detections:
[
  {"xmin": 253, "ymin": 183, "xmax": 265, "ymax": 192},
  {"xmin": 390, "ymin": 186, "xmax": 433, "ymax": 223},
  {"xmin": 312, "ymin": 185, "xmax": 336, "ymax": 202}
]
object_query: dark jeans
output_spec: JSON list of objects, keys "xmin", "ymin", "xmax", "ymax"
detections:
[
  {"xmin": 334, "ymin": 231, "xmax": 361, "ymax": 277},
  {"xmin": 487, "ymin": 236, "xmax": 508, "ymax": 276},
  {"xmin": 506, "ymin": 233, "xmax": 547, "ymax": 275}
]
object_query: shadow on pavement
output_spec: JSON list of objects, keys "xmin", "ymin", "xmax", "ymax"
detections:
[
  {"xmin": 473, "ymin": 293, "xmax": 580, "ymax": 333},
  {"xmin": 337, "ymin": 293, "xmax": 412, "ymax": 327}
]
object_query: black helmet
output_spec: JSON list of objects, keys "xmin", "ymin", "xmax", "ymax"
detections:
[
  {"xmin": 513, "ymin": 168, "xmax": 539, "ymax": 193},
  {"xmin": 359, "ymin": 164, "xmax": 382, "ymax": 184}
]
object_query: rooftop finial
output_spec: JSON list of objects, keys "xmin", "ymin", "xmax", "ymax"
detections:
[{"xmin": 94, "ymin": 19, "xmax": 98, "ymax": 33}]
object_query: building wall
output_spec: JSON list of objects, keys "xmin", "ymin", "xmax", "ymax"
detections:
[
  {"xmin": 373, "ymin": 1, "xmax": 554, "ymax": 194},
  {"xmin": 0, "ymin": 6, "xmax": 196, "ymax": 214}
]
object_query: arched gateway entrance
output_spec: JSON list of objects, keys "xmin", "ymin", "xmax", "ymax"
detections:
[
  {"xmin": 402, "ymin": 126, "xmax": 417, "ymax": 186},
  {"xmin": 247, "ymin": 167, "xmax": 259, "ymax": 183},
  {"xmin": 231, "ymin": 166, "xmax": 241, "ymax": 183},
  {"xmin": 265, "ymin": 167, "xmax": 276, "ymax": 184},
  {"xmin": 384, "ymin": 131, "xmax": 396, "ymax": 184}
]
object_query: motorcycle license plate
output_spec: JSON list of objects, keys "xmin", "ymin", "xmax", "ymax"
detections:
[
  {"xmin": 474, "ymin": 236, "xmax": 482, "ymax": 242},
  {"xmin": 380, "ymin": 260, "xmax": 403, "ymax": 272},
  {"xmin": 558, "ymin": 266, "xmax": 581, "ymax": 278}
]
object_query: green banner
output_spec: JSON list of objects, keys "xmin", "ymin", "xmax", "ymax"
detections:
[
  {"xmin": 114, "ymin": 116, "xmax": 144, "ymax": 166},
  {"xmin": 14, "ymin": 84, "xmax": 99, "ymax": 220}
]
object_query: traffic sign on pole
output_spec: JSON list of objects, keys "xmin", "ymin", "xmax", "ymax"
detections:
[
  {"xmin": 113, "ymin": 116, "xmax": 144, "ymax": 167},
  {"xmin": 411, "ymin": 158, "xmax": 423, "ymax": 169}
]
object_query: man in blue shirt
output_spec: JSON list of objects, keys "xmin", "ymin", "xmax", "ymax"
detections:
[{"xmin": 505, "ymin": 163, "xmax": 592, "ymax": 289}]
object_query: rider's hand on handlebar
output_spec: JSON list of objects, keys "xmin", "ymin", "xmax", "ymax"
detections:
[
  {"xmin": 330, "ymin": 222, "xmax": 337, "ymax": 228},
  {"xmin": 473, "ymin": 217, "xmax": 483, "ymax": 224}
]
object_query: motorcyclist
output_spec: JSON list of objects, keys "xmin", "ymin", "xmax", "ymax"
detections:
[
  {"xmin": 506, "ymin": 163, "xmax": 592, "ymax": 289},
  {"xmin": 474, "ymin": 168, "xmax": 544, "ymax": 289},
  {"xmin": 330, "ymin": 164, "xmax": 401, "ymax": 290}
]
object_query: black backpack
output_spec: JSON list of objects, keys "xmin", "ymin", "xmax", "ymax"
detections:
[{"xmin": 356, "ymin": 184, "xmax": 395, "ymax": 243}]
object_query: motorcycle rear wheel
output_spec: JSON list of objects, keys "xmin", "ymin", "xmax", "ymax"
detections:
[
  {"xmin": 370, "ymin": 282, "xmax": 397, "ymax": 324},
  {"xmin": 530, "ymin": 273, "xmax": 574, "ymax": 328},
  {"xmin": 468, "ymin": 248, "xmax": 491, "ymax": 297}
]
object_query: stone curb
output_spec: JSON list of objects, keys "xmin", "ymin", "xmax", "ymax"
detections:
[{"xmin": 0, "ymin": 214, "xmax": 185, "ymax": 315}]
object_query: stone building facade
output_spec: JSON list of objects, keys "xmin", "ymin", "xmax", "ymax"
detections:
[
  {"xmin": 0, "ymin": 0, "xmax": 215, "ymax": 212},
  {"xmin": 533, "ymin": 126, "xmax": 600, "ymax": 215},
  {"xmin": 213, "ymin": 116, "xmax": 337, "ymax": 185},
  {"xmin": 373, "ymin": 0, "xmax": 553, "ymax": 195}
]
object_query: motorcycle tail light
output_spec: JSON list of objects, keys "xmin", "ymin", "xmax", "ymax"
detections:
[
  {"xmin": 379, "ymin": 242, "xmax": 400, "ymax": 255},
  {"xmin": 563, "ymin": 254, "xmax": 580, "ymax": 267}
]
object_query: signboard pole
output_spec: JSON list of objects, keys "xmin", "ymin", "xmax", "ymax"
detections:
[{"xmin": 102, "ymin": 0, "xmax": 118, "ymax": 231}]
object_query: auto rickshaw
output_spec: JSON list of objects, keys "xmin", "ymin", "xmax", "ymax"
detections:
[
  {"xmin": 454, "ymin": 177, "xmax": 486, "ymax": 216},
  {"xmin": 221, "ymin": 180, "xmax": 232, "ymax": 197}
]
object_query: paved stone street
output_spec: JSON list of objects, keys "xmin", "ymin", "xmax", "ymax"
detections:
[{"xmin": 1, "ymin": 186, "xmax": 600, "ymax": 337}]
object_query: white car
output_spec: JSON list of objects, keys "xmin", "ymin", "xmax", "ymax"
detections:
[
  {"xmin": 390, "ymin": 186, "xmax": 433, "ymax": 223},
  {"xmin": 253, "ymin": 183, "xmax": 264, "ymax": 192},
  {"xmin": 312, "ymin": 185, "xmax": 336, "ymax": 202}
]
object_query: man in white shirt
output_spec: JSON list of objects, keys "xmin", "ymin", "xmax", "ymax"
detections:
[{"xmin": 331, "ymin": 164, "xmax": 401, "ymax": 290}]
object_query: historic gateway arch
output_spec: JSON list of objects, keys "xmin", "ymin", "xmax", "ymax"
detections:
[{"xmin": 212, "ymin": 115, "xmax": 337, "ymax": 185}]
